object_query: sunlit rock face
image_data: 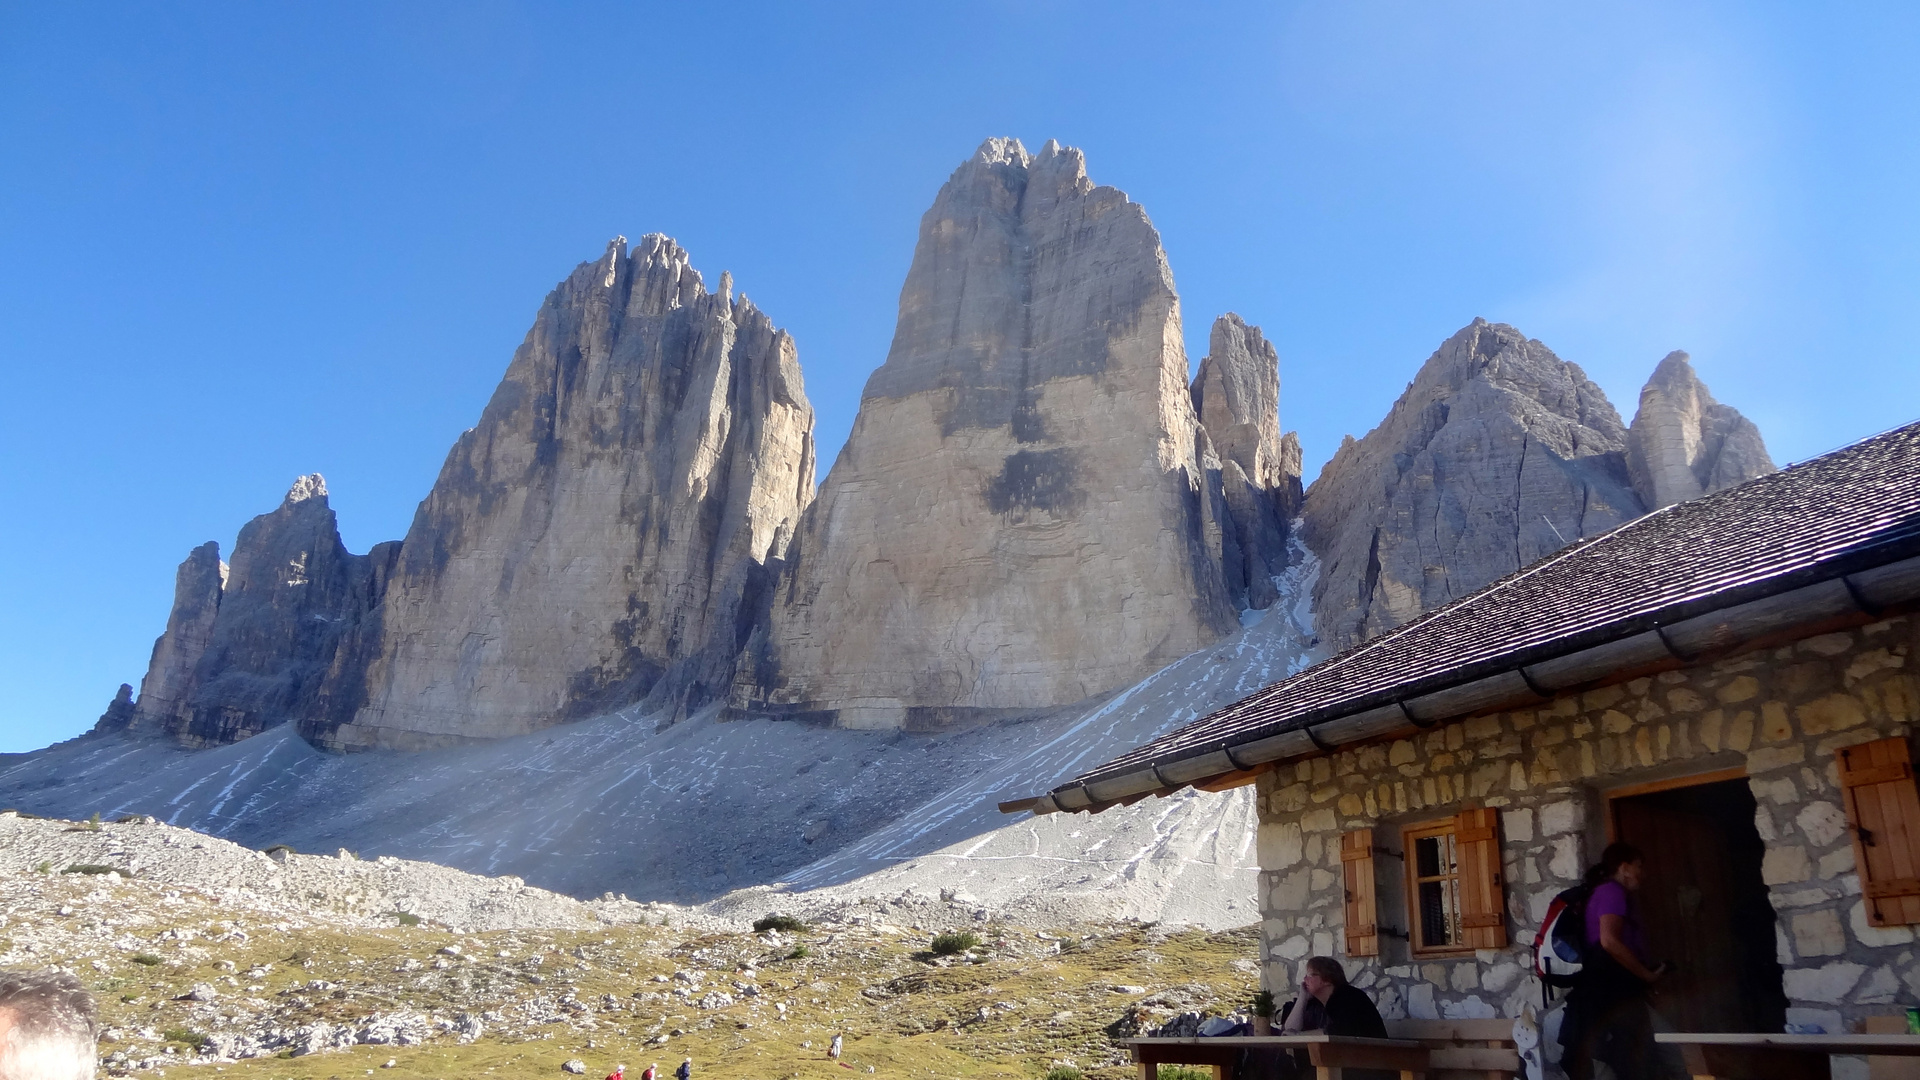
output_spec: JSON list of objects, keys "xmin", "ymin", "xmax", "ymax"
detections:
[
  {"xmin": 322, "ymin": 236, "xmax": 816, "ymax": 750},
  {"xmin": 1302, "ymin": 319, "xmax": 1646, "ymax": 651},
  {"xmin": 1626, "ymin": 350, "xmax": 1776, "ymax": 511},
  {"xmin": 734, "ymin": 138, "xmax": 1241, "ymax": 730}
]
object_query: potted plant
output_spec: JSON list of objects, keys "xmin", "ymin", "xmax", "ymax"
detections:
[{"xmin": 1249, "ymin": 989, "xmax": 1277, "ymax": 1036}]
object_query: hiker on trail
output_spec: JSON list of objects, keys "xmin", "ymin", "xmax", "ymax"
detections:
[
  {"xmin": 642, "ymin": 1064, "xmax": 656, "ymax": 1080},
  {"xmin": 605, "ymin": 1065, "xmax": 624, "ymax": 1080},
  {"xmin": 0, "ymin": 968, "xmax": 97, "ymax": 1080},
  {"xmin": 675, "ymin": 1057, "xmax": 691, "ymax": 1080},
  {"xmin": 829, "ymin": 1035, "xmax": 843, "ymax": 1059},
  {"xmin": 1559, "ymin": 842, "xmax": 1669, "ymax": 1080},
  {"xmin": 1277, "ymin": 956, "xmax": 1386, "ymax": 1038}
]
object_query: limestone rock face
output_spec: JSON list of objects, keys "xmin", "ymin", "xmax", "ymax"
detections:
[
  {"xmin": 1627, "ymin": 350, "xmax": 1776, "ymax": 510},
  {"xmin": 323, "ymin": 236, "xmax": 816, "ymax": 750},
  {"xmin": 129, "ymin": 540, "xmax": 226, "ymax": 732},
  {"xmin": 91, "ymin": 684, "xmax": 136, "ymax": 735},
  {"xmin": 734, "ymin": 139, "xmax": 1238, "ymax": 729},
  {"xmin": 1302, "ymin": 319, "xmax": 1645, "ymax": 650},
  {"xmin": 1191, "ymin": 314, "xmax": 1303, "ymax": 609},
  {"xmin": 135, "ymin": 476, "xmax": 390, "ymax": 748}
]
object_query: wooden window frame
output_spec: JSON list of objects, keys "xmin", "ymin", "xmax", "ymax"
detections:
[{"xmin": 1402, "ymin": 816, "xmax": 1474, "ymax": 957}]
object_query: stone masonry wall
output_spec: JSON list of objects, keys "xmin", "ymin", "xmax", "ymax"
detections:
[{"xmin": 1254, "ymin": 612, "xmax": 1920, "ymax": 1049}]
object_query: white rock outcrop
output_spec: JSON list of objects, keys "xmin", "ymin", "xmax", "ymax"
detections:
[
  {"xmin": 1626, "ymin": 350, "xmax": 1776, "ymax": 510},
  {"xmin": 733, "ymin": 138, "xmax": 1240, "ymax": 728},
  {"xmin": 324, "ymin": 237, "xmax": 816, "ymax": 749}
]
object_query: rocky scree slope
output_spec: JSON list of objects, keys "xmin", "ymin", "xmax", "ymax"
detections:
[{"xmin": 4, "ymin": 812, "xmax": 1264, "ymax": 1080}]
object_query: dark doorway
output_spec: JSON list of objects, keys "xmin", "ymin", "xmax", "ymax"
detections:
[{"xmin": 1611, "ymin": 777, "xmax": 1787, "ymax": 1036}]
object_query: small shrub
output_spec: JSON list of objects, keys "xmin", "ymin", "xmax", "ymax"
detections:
[
  {"xmin": 930, "ymin": 931, "xmax": 981, "ymax": 956},
  {"xmin": 33, "ymin": 861, "xmax": 52, "ymax": 875},
  {"xmin": 1159, "ymin": 1067, "xmax": 1213, "ymax": 1080},
  {"xmin": 786, "ymin": 945, "xmax": 809, "ymax": 960},
  {"xmin": 161, "ymin": 1029, "xmax": 207, "ymax": 1050},
  {"xmin": 131, "ymin": 954, "xmax": 163, "ymax": 967},
  {"xmin": 752, "ymin": 914, "xmax": 807, "ymax": 933},
  {"xmin": 389, "ymin": 912, "xmax": 421, "ymax": 927},
  {"xmin": 1045, "ymin": 1067, "xmax": 1084, "ymax": 1080},
  {"xmin": 63, "ymin": 864, "xmax": 128, "ymax": 876},
  {"xmin": 1250, "ymin": 989, "xmax": 1276, "ymax": 1018},
  {"xmin": 119, "ymin": 994, "xmax": 139, "ymax": 1003}
]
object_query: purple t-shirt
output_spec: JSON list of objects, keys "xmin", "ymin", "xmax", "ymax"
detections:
[{"xmin": 1585, "ymin": 880, "xmax": 1648, "ymax": 963}]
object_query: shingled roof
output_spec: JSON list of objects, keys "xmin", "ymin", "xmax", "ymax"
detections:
[{"xmin": 1009, "ymin": 419, "xmax": 1920, "ymax": 816}]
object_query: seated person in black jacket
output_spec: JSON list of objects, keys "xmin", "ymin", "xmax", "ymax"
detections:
[{"xmin": 1277, "ymin": 956, "xmax": 1388, "ymax": 1038}]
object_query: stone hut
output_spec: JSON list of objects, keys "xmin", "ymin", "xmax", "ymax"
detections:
[{"xmin": 1004, "ymin": 420, "xmax": 1920, "ymax": 1059}]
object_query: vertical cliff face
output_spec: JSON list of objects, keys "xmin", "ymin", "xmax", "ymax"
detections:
[
  {"xmin": 1302, "ymin": 319, "xmax": 1645, "ymax": 650},
  {"xmin": 733, "ymin": 138, "xmax": 1239, "ymax": 729},
  {"xmin": 319, "ymin": 236, "xmax": 816, "ymax": 750},
  {"xmin": 1190, "ymin": 314, "xmax": 1302, "ymax": 609},
  {"xmin": 1627, "ymin": 350, "xmax": 1776, "ymax": 510},
  {"xmin": 124, "ymin": 476, "xmax": 388, "ymax": 748},
  {"xmin": 128, "ymin": 540, "xmax": 226, "ymax": 731}
]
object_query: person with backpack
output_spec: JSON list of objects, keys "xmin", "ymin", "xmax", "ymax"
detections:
[
  {"xmin": 1557, "ymin": 842, "xmax": 1670, "ymax": 1080},
  {"xmin": 675, "ymin": 1057, "xmax": 692, "ymax": 1080}
]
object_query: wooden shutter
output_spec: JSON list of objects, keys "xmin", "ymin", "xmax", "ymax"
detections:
[
  {"xmin": 1453, "ymin": 807, "xmax": 1508, "ymax": 949},
  {"xmin": 1839, "ymin": 737, "xmax": 1920, "ymax": 927},
  {"xmin": 1340, "ymin": 828, "xmax": 1380, "ymax": 957}
]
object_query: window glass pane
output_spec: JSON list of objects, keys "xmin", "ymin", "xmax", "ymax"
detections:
[
  {"xmin": 1414, "ymin": 834, "xmax": 1442, "ymax": 878},
  {"xmin": 1418, "ymin": 878, "xmax": 1458, "ymax": 947}
]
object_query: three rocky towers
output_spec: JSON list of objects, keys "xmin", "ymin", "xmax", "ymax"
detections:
[{"xmin": 97, "ymin": 139, "xmax": 1775, "ymax": 752}]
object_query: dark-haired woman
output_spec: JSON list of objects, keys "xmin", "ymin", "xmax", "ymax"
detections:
[{"xmin": 1559, "ymin": 842, "xmax": 1670, "ymax": 1080}]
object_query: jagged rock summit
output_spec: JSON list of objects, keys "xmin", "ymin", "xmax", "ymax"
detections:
[
  {"xmin": 1302, "ymin": 323, "xmax": 1777, "ymax": 651},
  {"xmin": 327, "ymin": 235, "xmax": 817, "ymax": 749},
  {"xmin": 1191, "ymin": 313, "xmax": 1302, "ymax": 609},
  {"xmin": 1302, "ymin": 319, "xmax": 1645, "ymax": 650},
  {"xmin": 1627, "ymin": 350, "xmax": 1777, "ymax": 509},
  {"xmin": 732, "ymin": 138, "xmax": 1273, "ymax": 728}
]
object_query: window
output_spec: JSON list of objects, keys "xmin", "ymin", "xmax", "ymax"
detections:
[
  {"xmin": 1405, "ymin": 819, "xmax": 1465, "ymax": 952},
  {"xmin": 1399, "ymin": 808, "xmax": 1506, "ymax": 954}
]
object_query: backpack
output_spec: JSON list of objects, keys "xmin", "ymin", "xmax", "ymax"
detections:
[{"xmin": 1531, "ymin": 882, "xmax": 1595, "ymax": 993}]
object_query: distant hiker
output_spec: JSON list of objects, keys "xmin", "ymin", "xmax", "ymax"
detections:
[
  {"xmin": 829, "ymin": 1035, "xmax": 843, "ymax": 1059},
  {"xmin": 605, "ymin": 1066, "xmax": 624, "ymax": 1080},
  {"xmin": 1559, "ymin": 843, "xmax": 1668, "ymax": 1080},
  {"xmin": 0, "ymin": 968, "xmax": 98, "ymax": 1080},
  {"xmin": 676, "ymin": 1057, "xmax": 691, "ymax": 1080},
  {"xmin": 643, "ymin": 1065, "xmax": 656, "ymax": 1080}
]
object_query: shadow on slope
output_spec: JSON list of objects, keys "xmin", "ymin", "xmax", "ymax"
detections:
[{"xmin": 1, "ymin": 557, "xmax": 1319, "ymax": 924}]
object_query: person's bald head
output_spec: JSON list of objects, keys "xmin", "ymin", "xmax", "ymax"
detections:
[{"xmin": 0, "ymin": 970, "xmax": 96, "ymax": 1080}]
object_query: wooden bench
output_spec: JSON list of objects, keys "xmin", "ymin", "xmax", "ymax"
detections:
[
  {"xmin": 1125, "ymin": 1018, "xmax": 1523, "ymax": 1080},
  {"xmin": 1384, "ymin": 1019, "xmax": 1524, "ymax": 1080},
  {"xmin": 1125, "ymin": 1034, "xmax": 1430, "ymax": 1080},
  {"xmin": 1655, "ymin": 1032, "xmax": 1920, "ymax": 1080}
]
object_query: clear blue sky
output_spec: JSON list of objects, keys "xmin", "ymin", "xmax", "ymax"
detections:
[{"xmin": 3, "ymin": 2, "xmax": 1916, "ymax": 752}]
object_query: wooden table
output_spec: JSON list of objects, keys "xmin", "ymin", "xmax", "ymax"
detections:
[
  {"xmin": 1655, "ymin": 1032, "xmax": 1920, "ymax": 1080},
  {"xmin": 1125, "ymin": 1034, "xmax": 1430, "ymax": 1080}
]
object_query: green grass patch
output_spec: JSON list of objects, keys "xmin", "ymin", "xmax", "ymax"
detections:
[
  {"xmin": 1044, "ymin": 1068, "xmax": 1084, "ymax": 1080},
  {"xmin": 162, "ymin": 1028, "xmax": 208, "ymax": 1050},
  {"xmin": 131, "ymin": 954, "xmax": 163, "ymax": 967},
  {"xmin": 786, "ymin": 945, "xmax": 810, "ymax": 960},
  {"xmin": 752, "ymin": 914, "xmax": 807, "ymax": 933},
  {"xmin": 63, "ymin": 863, "xmax": 129, "ymax": 876},
  {"xmin": 1158, "ymin": 1067, "xmax": 1214, "ymax": 1080},
  {"xmin": 389, "ymin": 911, "xmax": 421, "ymax": 927},
  {"xmin": 929, "ymin": 931, "xmax": 981, "ymax": 956}
]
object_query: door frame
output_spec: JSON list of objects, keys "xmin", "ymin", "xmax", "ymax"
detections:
[{"xmin": 1603, "ymin": 766, "xmax": 1749, "ymax": 840}]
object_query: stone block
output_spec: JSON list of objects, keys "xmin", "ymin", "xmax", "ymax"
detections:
[
  {"xmin": 1549, "ymin": 835, "xmax": 1581, "ymax": 880},
  {"xmin": 1464, "ymin": 715, "xmax": 1503, "ymax": 742},
  {"xmin": 1504, "ymin": 808, "xmax": 1535, "ymax": 843},
  {"xmin": 1540, "ymin": 800, "xmax": 1580, "ymax": 836},
  {"xmin": 1407, "ymin": 983, "xmax": 1438, "ymax": 1020},
  {"xmin": 1442, "ymin": 995, "xmax": 1497, "ymax": 1019},
  {"xmin": 1754, "ymin": 777, "xmax": 1798, "ymax": 805},
  {"xmin": 1854, "ymin": 965, "xmax": 1899, "ymax": 1004},
  {"xmin": 1761, "ymin": 701, "xmax": 1794, "ymax": 742},
  {"xmin": 1271, "ymin": 868, "xmax": 1311, "ymax": 912},
  {"xmin": 1482, "ymin": 962, "xmax": 1523, "ymax": 993},
  {"xmin": 1818, "ymin": 848, "xmax": 1855, "ymax": 880},
  {"xmin": 1748, "ymin": 744, "xmax": 1807, "ymax": 773},
  {"xmin": 1310, "ymin": 869, "xmax": 1337, "ymax": 892},
  {"xmin": 1845, "ymin": 648, "xmax": 1904, "ymax": 684},
  {"xmin": 1796, "ymin": 801, "xmax": 1848, "ymax": 848},
  {"xmin": 1601, "ymin": 709, "xmax": 1634, "ymax": 734},
  {"xmin": 1584, "ymin": 685, "xmax": 1625, "ymax": 710},
  {"xmin": 1764, "ymin": 845, "xmax": 1812, "ymax": 885},
  {"xmin": 1783, "ymin": 962, "xmax": 1864, "ymax": 1004},
  {"xmin": 1258, "ymin": 821, "xmax": 1305, "ymax": 869},
  {"xmin": 1700, "ymin": 709, "xmax": 1725, "ymax": 752},
  {"xmin": 1791, "ymin": 909, "xmax": 1847, "ymax": 957},
  {"xmin": 1796, "ymin": 694, "xmax": 1867, "ymax": 735},
  {"xmin": 1799, "ymin": 632, "xmax": 1856, "ymax": 657},
  {"xmin": 1717, "ymin": 676, "xmax": 1760, "ymax": 703},
  {"xmin": 1301, "ymin": 809, "xmax": 1336, "ymax": 833}
]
